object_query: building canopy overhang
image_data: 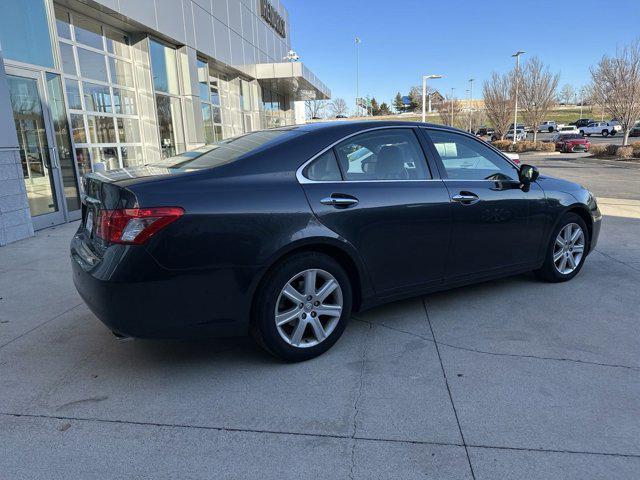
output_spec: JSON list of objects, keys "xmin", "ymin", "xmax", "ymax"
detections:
[{"xmin": 253, "ymin": 62, "xmax": 330, "ymax": 101}]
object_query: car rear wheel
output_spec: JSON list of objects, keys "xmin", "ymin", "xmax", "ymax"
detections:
[
  {"xmin": 548, "ymin": 127, "xmax": 554, "ymax": 133},
  {"xmin": 535, "ymin": 213, "xmax": 588, "ymax": 282},
  {"xmin": 610, "ymin": 130, "xmax": 616, "ymax": 136},
  {"xmin": 251, "ymin": 252, "xmax": 352, "ymax": 362},
  {"xmin": 579, "ymin": 130, "xmax": 585, "ymax": 136}
]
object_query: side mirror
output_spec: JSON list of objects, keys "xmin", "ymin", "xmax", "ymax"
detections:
[{"xmin": 519, "ymin": 164, "xmax": 539, "ymax": 185}]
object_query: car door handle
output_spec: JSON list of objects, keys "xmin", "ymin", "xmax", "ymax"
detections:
[
  {"xmin": 320, "ymin": 194, "xmax": 359, "ymax": 208},
  {"xmin": 452, "ymin": 192, "xmax": 480, "ymax": 205}
]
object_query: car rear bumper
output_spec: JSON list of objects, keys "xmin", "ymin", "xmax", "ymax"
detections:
[{"xmin": 71, "ymin": 233, "xmax": 258, "ymax": 339}]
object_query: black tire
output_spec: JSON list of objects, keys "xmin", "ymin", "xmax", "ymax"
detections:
[
  {"xmin": 251, "ymin": 252, "xmax": 352, "ymax": 362},
  {"xmin": 602, "ymin": 130, "xmax": 609, "ymax": 137},
  {"xmin": 535, "ymin": 213, "xmax": 589, "ymax": 282},
  {"xmin": 548, "ymin": 127, "xmax": 554, "ymax": 133},
  {"xmin": 610, "ymin": 130, "xmax": 616, "ymax": 136},
  {"xmin": 587, "ymin": 133, "xmax": 591, "ymax": 137},
  {"xmin": 579, "ymin": 130, "xmax": 585, "ymax": 136}
]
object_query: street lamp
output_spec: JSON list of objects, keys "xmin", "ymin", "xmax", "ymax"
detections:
[
  {"xmin": 512, "ymin": 51, "xmax": 525, "ymax": 144},
  {"xmin": 468, "ymin": 78, "xmax": 475, "ymax": 132},
  {"xmin": 355, "ymin": 36, "xmax": 361, "ymax": 116},
  {"xmin": 421, "ymin": 74, "xmax": 443, "ymax": 122},
  {"xmin": 450, "ymin": 87, "xmax": 455, "ymax": 126}
]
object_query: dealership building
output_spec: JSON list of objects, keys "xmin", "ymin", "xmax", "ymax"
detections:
[{"xmin": 0, "ymin": 0, "xmax": 329, "ymax": 244}]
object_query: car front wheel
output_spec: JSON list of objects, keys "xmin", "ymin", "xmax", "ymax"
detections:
[
  {"xmin": 535, "ymin": 213, "xmax": 588, "ymax": 282},
  {"xmin": 252, "ymin": 252, "xmax": 352, "ymax": 362}
]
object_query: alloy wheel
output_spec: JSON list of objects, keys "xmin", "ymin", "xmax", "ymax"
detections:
[
  {"xmin": 553, "ymin": 223, "xmax": 585, "ymax": 274},
  {"xmin": 274, "ymin": 269, "xmax": 343, "ymax": 348}
]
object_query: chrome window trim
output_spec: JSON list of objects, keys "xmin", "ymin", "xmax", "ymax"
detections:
[
  {"xmin": 419, "ymin": 125, "xmax": 522, "ymax": 171},
  {"xmin": 296, "ymin": 125, "xmax": 436, "ymax": 184}
]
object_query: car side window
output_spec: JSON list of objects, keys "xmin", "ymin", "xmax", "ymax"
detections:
[
  {"xmin": 427, "ymin": 129, "xmax": 518, "ymax": 181},
  {"xmin": 333, "ymin": 129, "xmax": 431, "ymax": 181},
  {"xmin": 303, "ymin": 149, "xmax": 342, "ymax": 181}
]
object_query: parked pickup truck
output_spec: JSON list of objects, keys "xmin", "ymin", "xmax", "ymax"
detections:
[
  {"xmin": 579, "ymin": 121, "xmax": 621, "ymax": 137},
  {"xmin": 537, "ymin": 121, "xmax": 557, "ymax": 133}
]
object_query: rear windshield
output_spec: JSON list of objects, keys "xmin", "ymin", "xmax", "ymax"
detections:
[
  {"xmin": 560, "ymin": 134, "xmax": 582, "ymax": 139},
  {"xmin": 151, "ymin": 129, "xmax": 298, "ymax": 170}
]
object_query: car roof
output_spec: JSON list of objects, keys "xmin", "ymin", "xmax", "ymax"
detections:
[{"xmin": 290, "ymin": 120, "xmax": 460, "ymax": 134}]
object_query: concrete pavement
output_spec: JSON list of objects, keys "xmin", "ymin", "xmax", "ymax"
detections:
[{"xmin": 1, "ymin": 156, "xmax": 639, "ymax": 479}]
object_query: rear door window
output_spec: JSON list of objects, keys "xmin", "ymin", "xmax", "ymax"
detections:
[{"xmin": 333, "ymin": 128, "xmax": 431, "ymax": 181}]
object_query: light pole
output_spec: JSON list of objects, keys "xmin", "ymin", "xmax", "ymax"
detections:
[
  {"xmin": 355, "ymin": 36, "xmax": 361, "ymax": 116},
  {"xmin": 450, "ymin": 87, "xmax": 455, "ymax": 126},
  {"xmin": 468, "ymin": 78, "xmax": 474, "ymax": 132},
  {"xmin": 421, "ymin": 74, "xmax": 442, "ymax": 122},
  {"xmin": 512, "ymin": 51, "xmax": 525, "ymax": 144}
]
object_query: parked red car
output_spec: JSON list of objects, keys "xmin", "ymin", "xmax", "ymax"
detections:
[{"xmin": 555, "ymin": 133, "xmax": 590, "ymax": 153}]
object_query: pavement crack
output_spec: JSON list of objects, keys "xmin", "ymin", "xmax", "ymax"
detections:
[
  {"xmin": 351, "ymin": 316, "xmax": 640, "ymax": 373},
  {"xmin": 594, "ymin": 249, "xmax": 640, "ymax": 274},
  {"xmin": 348, "ymin": 321, "xmax": 372, "ymax": 480},
  {"xmin": 422, "ymin": 298, "xmax": 476, "ymax": 480},
  {"xmin": 3, "ymin": 412, "xmax": 640, "ymax": 459}
]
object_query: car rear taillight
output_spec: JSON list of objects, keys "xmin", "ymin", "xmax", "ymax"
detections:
[{"xmin": 95, "ymin": 207, "xmax": 184, "ymax": 245}]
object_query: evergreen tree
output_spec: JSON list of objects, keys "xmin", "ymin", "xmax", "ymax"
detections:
[
  {"xmin": 370, "ymin": 97, "xmax": 380, "ymax": 116},
  {"xmin": 393, "ymin": 92, "xmax": 405, "ymax": 113},
  {"xmin": 378, "ymin": 102, "xmax": 392, "ymax": 116}
]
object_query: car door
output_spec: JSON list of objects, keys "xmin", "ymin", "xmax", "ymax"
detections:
[
  {"xmin": 299, "ymin": 127, "xmax": 451, "ymax": 297},
  {"xmin": 421, "ymin": 128, "xmax": 547, "ymax": 281}
]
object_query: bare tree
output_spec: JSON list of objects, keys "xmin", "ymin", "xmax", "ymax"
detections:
[
  {"xmin": 560, "ymin": 84, "xmax": 575, "ymax": 105},
  {"xmin": 519, "ymin": 57, "xmax": 560, "ymax": 142},
  {"xmin": 483, "ymin": 72, "xmax": 514, "ymax": 139},
  {"xmin": 328, "ymin": 98, "xmax": 348, "ymax": 117},
  {"xmin": 438, "ymin": 98, "xmax": 464, "ymax": 127},
  {"xmin": 590, "ymin": 40, "xmax": 640, "ymax": 145},
  {"xmin": 305, "ymin": 99, "xmax": 325, "ymax": 119}
]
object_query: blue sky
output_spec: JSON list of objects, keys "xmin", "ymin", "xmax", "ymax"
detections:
[{"xmin": 285, "ymin": 0, "xmax": 640, "ymax": 110}]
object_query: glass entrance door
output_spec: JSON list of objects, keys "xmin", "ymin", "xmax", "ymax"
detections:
[{"xmin": 6, "ymin": 68, "xmax": 81, "ymax": 229}]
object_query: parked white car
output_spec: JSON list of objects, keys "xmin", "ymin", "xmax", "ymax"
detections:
[
  {"xmin": 505, "ymin": 128, "xmax": 527, "ymax": 141},
  {"xmin": 558, "ymin": 125, "xmax": 580, "ymax": 134},
  {"xmin": 537, "ymin": 121, "xmax": 557, "ymax": 133},
  {"xmin": 579, "ymin": 122, "xmax": 621, "ymax": 137}
]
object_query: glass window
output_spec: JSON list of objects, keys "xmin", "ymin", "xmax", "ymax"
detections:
[
  {"xmin": 427, "ymin": 129, "xmax": 518, "ymax": 181},
  {"xmin": 197, "ymin": 59, "xmax": 209, "ymax": 101},
  {"xmin": 105, "ymin": 29, "xmax": 130, "ymax": 59},
  {"xmin": 87, "ymin": 115, "xmax": 116, "ymax": 143},
  {"xmin": 74, "ymin": 16, "xmax": 103, "ymax": 50},
  {"xmin": 109, "ymin": 57, "xmax": 135, "ymax": 87},
  {"xmin": 150, "ymin": 39, "xmax": 179, "ymax": 94},
  {"xmin": 201, "ymin": 103, "xmax": 214, "ymax": 144},
  {"xmin": 214, "ymin": 125, "xmax": 223, "ymax": 141},
  {"xmin": 156, "ymin": 94, "xmax": 185, "ymax": 158},
  {"xmin": 91, "ymin": 146, "xmax": 120, "ymax": 171},
  {"xmin": 83, "ymin": 82, "xmax": 112, "ymax": 113},
  {"xmin": 59, "ymin": 43, "xmax": 77, "ymax": 76},
  {"xmin": 304, "ymin": 150, "xmax": 342, "ymax": 181},
  {"xmin": 113, "ymin": 88, "xmax": 136, "ymax": 115},
  {"xmin": 334, "ymin": 129, "xmax": 430, "ymax": 181},
  {"xmin": 77, "ymin": 48, "xmax": 108, "ymax": 82},
  {"xmin": 0, "ymin": 0, "xmax": 54, "ymax": 68},
  {"xmin": 70, "ymin": 114, "xmax": 87, "ymax": 143},
  {"xmin": 74, "ymin": 147, "xmax": 91, "ymax": 176},
  {"xmin": 65, "ymin": 80, "xmax": 82, "ymax": 110},
  {"xmin": 55, "ymin": 7, "xmax": 71, "ymax": 40},
  {"xmin": 116, "ymin": 118, "xmax": 140, "ymax": 143},
  {"xmin": 121, "ymin": 146, "xmax": 144, "ymax": 168}
]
